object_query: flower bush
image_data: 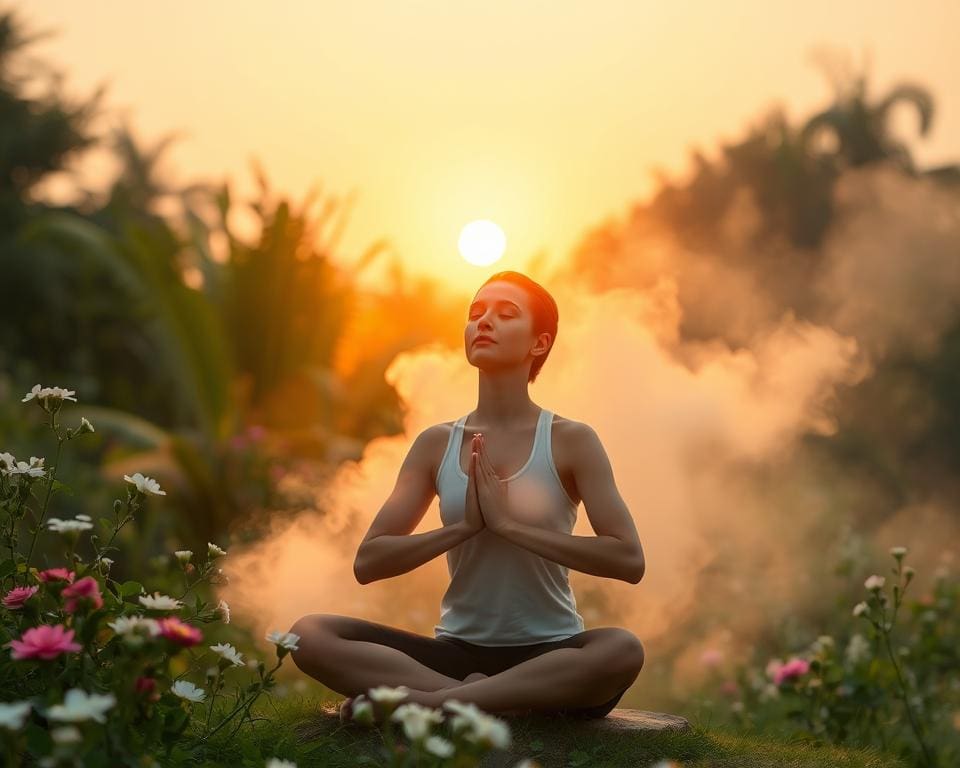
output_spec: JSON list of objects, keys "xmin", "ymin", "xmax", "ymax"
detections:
[
  {"xmin": 0, "ymin": 385, "xmax": 301, "ymax": 766},
  {"xmin": 340, "ymin": 684, "xmax": 542, "ymax": 768},
  {"xmin": 700, "ymin": 546, "xmax": 959, "ymax": 768}
]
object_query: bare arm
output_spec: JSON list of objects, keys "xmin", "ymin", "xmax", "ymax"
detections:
[
  {"xmin": 353, "ymin": 426, "xmax": 476, "ymax": 584},
  {"xmin": 497, "ymin": 423, "xmax": 645, "ymax": 583}
]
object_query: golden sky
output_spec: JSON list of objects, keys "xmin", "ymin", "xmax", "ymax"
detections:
[{"xmin": 22, "ymin": 0, "xmax": 960, "ymax": 294}]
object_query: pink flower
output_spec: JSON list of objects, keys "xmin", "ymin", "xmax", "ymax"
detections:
[
  {"xmin": 720, "ymin": 680, "xmax": 739, "ymax": 697},
  {"xmin": 61, "ymin": 576, "xmax": 104, "ymax": 613},
  {"xmin": 773, "ymin": 657, "xmax": 811, "ymax": 686},
  {"xmin": 37, "ymin": 568, "xmax": 76, "ymax": 584},
  {"xmin": 156, "ymin": 617, "xmax": 203, "ymax": 647},
  {"xmin": 135, "ymin": 676, "xmax": 161, "ymax": 703},
  {"xmin": 3, "ymin": 585, "xmax": 39, "ymax": 610},
  {"xmin": 5, "ymin": 624, "xmax": 83, "ymax": 660}
]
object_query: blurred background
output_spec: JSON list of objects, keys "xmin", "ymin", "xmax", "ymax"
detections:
[{"xmin": 1, "ymin": 0, "xmax": 958, "ymax": 721}]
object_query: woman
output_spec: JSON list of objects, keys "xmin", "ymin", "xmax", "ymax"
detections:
[{"xmin": 289, "ymin": 271, "xmax": 646, "ymax": 721}]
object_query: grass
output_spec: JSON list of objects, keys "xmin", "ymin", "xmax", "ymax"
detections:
[{"xmin": 188, "ymin": 690, "xmax": 909, "ymax": 768}]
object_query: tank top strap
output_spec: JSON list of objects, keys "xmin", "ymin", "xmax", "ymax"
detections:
[{"xmin": 533, "ymin": 407, "xmax": 552, "ymax": 462}]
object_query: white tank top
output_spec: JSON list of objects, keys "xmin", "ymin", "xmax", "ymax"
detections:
[{"xmin": 433, "ymin": 407, "xmax": 586, "ymax": 646}]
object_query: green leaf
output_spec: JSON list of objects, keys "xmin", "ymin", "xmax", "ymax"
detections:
[
  {"xmin": 0, "ymin": 559, "xmax": 15, "ymax": 578},
  {"xmin": 100, "ymin": 517, "xmax": 114, "ymax": 531},
  {"xmin": 50, "ymin": 478, "xmax": 74, "ymax": 496},
  {"xmin": 119, "ymin": 580, "xmax": 144, "ymax": 597}
]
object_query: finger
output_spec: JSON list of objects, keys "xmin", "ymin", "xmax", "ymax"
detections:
[
  {"xmin": 478, "ymin": 436, "xmax": 496, "ymax": 478},
  {"xmin": 475, "ymin": 436, "xmax": 490, "ymax": 476}
]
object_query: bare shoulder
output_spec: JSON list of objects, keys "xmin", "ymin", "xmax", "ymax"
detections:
[
  {"xmin": 551, "ymin": 414, "xmax": 597, "ymax": 448},
  {"xmin": 548, "ymin": 414, "xmax": 600, "ymax": 484},
  {"xmin": 420, "ymin": 421, "xmax": 456, "ymax": 487}
]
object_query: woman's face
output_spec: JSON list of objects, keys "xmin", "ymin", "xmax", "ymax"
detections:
[{"xmin": 464, "ymin": 281, "xmax": 540, "ymax": 372}]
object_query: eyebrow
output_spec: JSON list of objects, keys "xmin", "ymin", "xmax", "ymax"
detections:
[{"xmin": 469, "ymin": 299, "xmax": 521, "ymax": 311}]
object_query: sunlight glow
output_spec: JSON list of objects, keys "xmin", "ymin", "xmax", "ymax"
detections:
[{"xmin": 458, "ymin": 219, "xmax": 506, "ymax": 266}]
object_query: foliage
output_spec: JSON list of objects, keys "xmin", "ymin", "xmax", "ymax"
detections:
[
  {"xmin": 692, "ymin": 548, "xmax": 959, "ymax": 768},
  {"xmin": 0, "ymin": 385, "xmax": 301, "ymax": 766}
]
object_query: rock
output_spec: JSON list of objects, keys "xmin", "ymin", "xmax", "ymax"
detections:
[
  {"xmin": 581, "ymin": 707, "xmax": 690, "ymax": 732},
  {"xmin": 297, "ymin": 703, "xmax": 691, "ymax": 767}
]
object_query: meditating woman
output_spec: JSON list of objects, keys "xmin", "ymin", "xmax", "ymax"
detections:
[{"xmin": 288, "ymin": 270, "xmax": 646, "ymax": 720}]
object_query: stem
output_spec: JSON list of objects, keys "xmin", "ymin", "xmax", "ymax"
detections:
[
  {"xmin": 204, "ymin": 676, "xmax": 220, "ymax": 733},
  {"xmin": 880, "ymin": 629, "xmax": 934, "ymax": 767},
  {"xmin": 24, "ymin": 432, "xmax": 65, "ymax": 577},
  {"xmin": 203, "ymin": 658, "xmax": 282, "ymax": 741}
]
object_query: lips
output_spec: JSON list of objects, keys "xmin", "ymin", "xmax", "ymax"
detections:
[{"xmin": 473, "ymin": 336, "xmax": 495, "ymax": 346}]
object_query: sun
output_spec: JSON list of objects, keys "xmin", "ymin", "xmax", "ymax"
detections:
[{"xmin": 458, "ymin": 219, "xmax": 506, "ymax": 266}]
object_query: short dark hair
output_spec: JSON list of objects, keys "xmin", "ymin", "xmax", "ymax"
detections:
[{"xmin": 478, "ymin": 271, "xmax": 559, "ymax": 383}]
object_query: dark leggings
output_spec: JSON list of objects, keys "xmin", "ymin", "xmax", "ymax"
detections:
[{"xmin": 334, "ymin": 616, "xmax": 628, "ymax": 719}]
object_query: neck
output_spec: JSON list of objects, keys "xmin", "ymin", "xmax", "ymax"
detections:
[{"xmin": 473, "ymin": 369, "xmax": 539, "ymax": 428}]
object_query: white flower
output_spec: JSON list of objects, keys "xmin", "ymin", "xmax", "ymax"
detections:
[
  {"xmin": 443, "ymin": 699, "xmax": 485, "ymax": 731},
  {"xmin": 108, "ymin": 615, "xmax": 161, "ymax": 636},
  {"xmin": 864, "ymin": 575, "xmax": 885, "ymax": 591},
  {"xmin": 217, "ymin": 599, "xmax": 230, "ymax": 624},
  {"xmin": 266, "ymin": 759, "xmax": 297, "ymax": 768},
  {"xmin": 47, "ymin": 689, "xmax": 116, "ymax": 724},
  {"xmin": 210, "ymin": 642, "xmax": 244, "ymax": 666},
  {"xmin": 174, "ymin": 550, "xmax": 193, "ymax": 563},
  {"xmin": 171, "ymin": 680, "xmax": 206, "ymax": 703},
  {"xmin": 890, "ymin": 546, "xmax": 907, "ymax": 558},
  {"xmin": 424, "ymin": 734, "xmax": 455, "ymax": 758},
  {"xmin": 845, "ymin": 633, "xmax": 871, "ymax": 666},
  {"xmin": 51, "ymin": 725, "xmax": 82, "ymax": 744},
  {"xmin": 47, "ymin": 517, "xmax": 93, "ymax": 533},
  {"xmin": 0, "ymin": 700, "xmax": 32, "ymax": 730},
  {"xmin": 75, "ymin": 514, "xmax": 92, "ymax": 522},
  {"xmin": 351, "ymin": 697, "xmax": 373, "ymax": 724},
  {"xmin": 124, "ymin": 472, "xmax": 166, "ymax": 496},
  {"xmin": 810, "ymin": 635, "xmax": 834, "ymax": 655},
  {"xmin": 79, "ymin": 416, "xmax": 95, "ymax": 434},
  {"xmin": 265, "ymin": 630, "xmax": 300, "ymax": 651},
  {"xmin": 0, "ymin": 452, "xmax": 15, "ymax": 474},
  {"xmin": 758, "ymin": 683, "xmax": 780, "ymax": 702},
  {"xmin": 367, "ymin": 685, "xmax": 410, "ymax": 705},
  {"xmin": 853, "ymin": 601, "xmax": 870, "ymax": 617},
  {"xmin": 10, "ymin": 457, "xmax": 46, "ymax": 478},
  {"xmin": 464, "ymin": 712, "xmax": 511, "ymax": 750},
  {"xmin": 138, "ymin": 592, "xmax": 183, "ymax": 611},
  {"xmin": 390, "ymin": 702, "xmax": 444, "ymax": 741},
  {"xmin": 208, "ymin": 542, "xmax": 227, "ymax": 557},
  {"xmin": 22, "ymin": 385, "xmax": 77, "ymax": 404}
]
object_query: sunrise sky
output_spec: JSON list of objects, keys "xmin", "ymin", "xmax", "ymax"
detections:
[{"xmin": 21, "ymin": 0, "xmax": 960, "ymax": 293}]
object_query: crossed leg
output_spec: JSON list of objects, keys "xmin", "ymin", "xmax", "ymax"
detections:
[
  {"xmin": 288, "ymin": 614, "xmax": 469, "ymax": 696},
  {"xmin": 288, "ymin": 614, "xmax": 644, "ymax": 717},
  {"xmin": 411, "ymin": 628, "xmax": 644, "ymax": 715}
]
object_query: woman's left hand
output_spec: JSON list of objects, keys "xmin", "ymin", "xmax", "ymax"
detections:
[{"xmin": 474, "ymin": 434, "xmax": 515, "ymax": 535}]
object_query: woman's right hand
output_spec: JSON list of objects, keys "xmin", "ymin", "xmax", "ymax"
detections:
[{"xmin": 462, "ymin": 433, "xmax": 485, "ymax": 536}]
